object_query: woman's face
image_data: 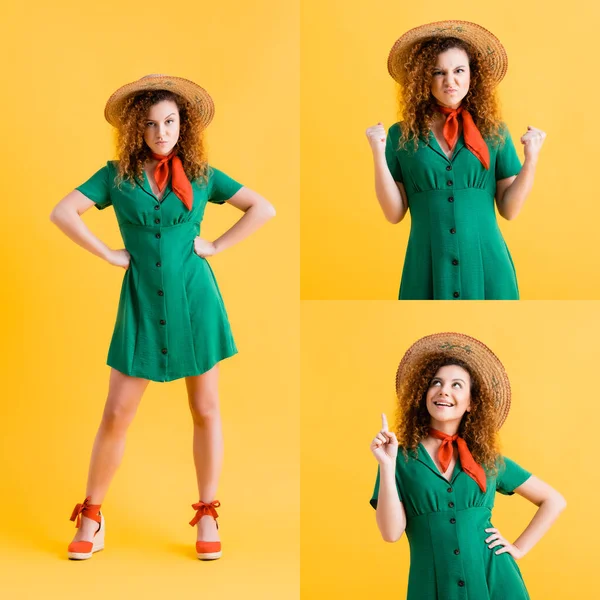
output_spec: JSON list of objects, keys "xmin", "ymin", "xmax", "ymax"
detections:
[
  {"xmin": 430, "ymin": 47, "xmax": 471, "ymax": 109},
  {"xmin": 143, "ymin": 99, "xmax": 180, "ymax": 156},
  {"xmin": 425, "ymin": 364, "xmax": 472, "ymax": 426}
]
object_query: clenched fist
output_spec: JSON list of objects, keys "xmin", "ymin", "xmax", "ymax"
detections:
[
  {"xmin": 370, "ymin": 413, "xmax": 398, "ymax": 466},
  {"xmin": 520, "ymin": 126, "xmax": 546, "ymax": 163},
  {"xmin": 366, "ymin": 122, "xmax": 387, "ymax": 153}
]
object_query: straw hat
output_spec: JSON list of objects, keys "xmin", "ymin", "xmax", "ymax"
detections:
[
  {"xmin": 387, "ymin": 20, "xmax": 508, "ymax": 87},
  {"xmin": 395, "ymin": 333, "xmax": 511, "ymax": 430},
  {"xmin": 104, "ymin": 74, "xmax": 215, "ymax": 129}
]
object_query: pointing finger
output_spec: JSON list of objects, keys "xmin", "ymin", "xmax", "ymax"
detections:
[{"xmin": 382, "ymin": 413, "xmax": 389, "ymax": 432}]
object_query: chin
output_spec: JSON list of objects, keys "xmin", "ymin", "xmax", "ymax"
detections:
[{"xmin": 153, "ymin": 146, "xmax": 173, "ymax": 156}]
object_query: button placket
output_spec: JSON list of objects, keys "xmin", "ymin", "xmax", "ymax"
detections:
[
  {"xmin": 154, "ymin": 220, "xmax": 168, "ymax": 370},
  {"xmin": 447, "ymin": 486, "xmax": 465, "ymax": 591},
  {"xmin": 445, "ymin": 178, "xmax": 460, "ymax": 299}
]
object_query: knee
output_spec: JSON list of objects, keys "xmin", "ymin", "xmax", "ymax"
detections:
[
  {"xmin": 101, "ymin": 399, "xmax": 137, "ymax": 433},
  {"xmin": 189, "ymin": 393, "xmax": 220, "ymax": 424}
]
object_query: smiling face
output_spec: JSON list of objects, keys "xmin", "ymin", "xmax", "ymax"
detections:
[
  {"xmin": 430, "ymin": 47, "xmax": 471, "ymax": 109},
  {"xmin": 425, "ymin": 364, "xmax": 472, "ymax": 428},
  {"xmin": 143, "ymin": 99, "xmax": 181, "ymax": 156}
]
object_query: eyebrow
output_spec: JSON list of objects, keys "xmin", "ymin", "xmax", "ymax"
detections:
[
  {"xmin": 146, "ymin": 113, "xmax": 177, "ymax": 122},
  {"xmin": 432, "ymin": 377, "xmax": 466, "ymax": 383},
  {"xmin": 434, "ymin": 65, "xmax": 467, "ymax": 70}
]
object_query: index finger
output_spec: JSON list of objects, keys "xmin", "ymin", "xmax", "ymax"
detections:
[{"xmin": 381, "ymin": 413, "xmax": 389, "ymax": 431}]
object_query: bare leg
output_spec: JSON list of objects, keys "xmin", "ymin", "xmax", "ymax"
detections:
[
  {"xmin": 185, "ymin": 365, "xmax": 222, "ymax": 542},
  {"xmin": 71, "ymin": 368, "xmax": 150, "ymax": 544}
]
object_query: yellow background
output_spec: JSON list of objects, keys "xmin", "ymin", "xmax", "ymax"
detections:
[
  {"xmin": 301, "ymin": 0, "xmax": 600, "ymax": 299},
  {"xmin": 1, "ymin": 1, "xmax": 298, "ymax": 598},
  {"xmin": 301, "ymin": 301, "xmax": 596, "ymax": 598}
]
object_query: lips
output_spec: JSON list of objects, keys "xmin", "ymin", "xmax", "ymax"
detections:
[{"xmin": 434, "ymin": 401, "xmax": 454, "ymax": 407}]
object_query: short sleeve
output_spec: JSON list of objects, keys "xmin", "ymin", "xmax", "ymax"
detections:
[
  {"xmin": 495, "ymin": 125, "xmax": 522, "ymax": 181},
  {"xmin": 369, "ymin": 463, "xmax": 403, "ymax": 509},
  {"xmin": 495, "ymin": 456, "xmax": 532, "ymax": 496},
  {"xmin": 385, "ymin": 124, "xmax": 403, "ymax": 183},
  {"xmin": 207, "ymin": 166, "xmax": 243, "ymax": 205},
  {"xmin": 76, "ymin": 162, "xmax": 114, "ymax": 210}
]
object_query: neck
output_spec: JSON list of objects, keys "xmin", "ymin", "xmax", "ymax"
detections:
[
  {"xmin": 437, "ymin": 100, "xmax": 462, "ymax": 111},
  {"xmin": 429, "ymin": 419, "xmax": 461, "ymax": 436}
]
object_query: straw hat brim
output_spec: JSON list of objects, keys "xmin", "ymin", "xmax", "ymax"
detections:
[
  {"xmin": 388, "ymin": 20, "xmax": 507, "ymax": 87},
  {"xmin": 395, "ymin": 332, "xmax": 511, "ymax": 430},
  {"xmin": 104, "ymin": 75, "xmax": 215, "ymax": 129}
]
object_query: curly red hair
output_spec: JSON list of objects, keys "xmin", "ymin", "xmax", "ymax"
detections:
[
  {"xmin": 396, "ymin": 37, "xmax": 504, "ymax": 150},
  {"xmin": 114, "ymin": 89, "xmax": 209, "ymax": 185},
  {"xmin": 395, "ymin": 355, "xmax": 501, "ymax": 473}
]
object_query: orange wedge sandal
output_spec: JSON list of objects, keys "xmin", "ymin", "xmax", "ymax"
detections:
[
  {"xmin": 68, "ymin": 496, "xmax": 105, "ymax": 560},
  {"xmin": 190, "ymin": 500, "xmax": 222, "ymax": 560}
]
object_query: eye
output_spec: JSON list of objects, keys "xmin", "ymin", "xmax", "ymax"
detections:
[
  {"xmin": 456, "ymin": 68, "xmax": 465, "ymax": 73},
  {"xmin": 452, "ymin": 382, "xmax": 463, "ymax": 389},
  {"xmin": 430, "ymin": 379, "xmax": 441, "ymax": 387},
  {"xmin": 166, "ymin": 119, "xmax": 174, "ymax": 124},
  {"xmin": 146, "ymin": 122, "xmax": 154, "ymax": 127}
]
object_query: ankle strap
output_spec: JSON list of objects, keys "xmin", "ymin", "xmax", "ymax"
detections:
[
  {"xmin": 70, "ymin": 496, "xmax": 102, "ymax": 528},
  {"xmin": 189, "ymin": 500, "xmax": 221, "ymax": 526}
]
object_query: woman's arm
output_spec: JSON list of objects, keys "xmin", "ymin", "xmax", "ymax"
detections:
[
  {"xmin": 366, "ymin": 123, "xmax": 408, "ymax": 224},
  {"xmin": 194, "ymin": 187, "xmax": 275, "ymax": 257},
  {"xmin": 486, "ymin": 475, "xmax": 566, "ymax": 558},
  {"xmin": 495, "ymin": 126, "xmax": 546, "ymax": 221},
  {"xmin": 371, "ymin": 413, "xmax": 406, "ymax": 542},
  {"xmin": 375, "ymin": 463, "xmax": 407, "ymax": 542},
  {"xmin": 49, "ymin": 190, "xmax": 128, "ymax": 267}
]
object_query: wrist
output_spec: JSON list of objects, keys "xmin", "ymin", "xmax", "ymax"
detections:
[
  {"xmin": 380, "ymin": 462, "xmax": 397, "ymax": 475},
  {"xmin": 101, "ymin": 246, "xmax": 113, "ymax": 261},
  {"xmin": 371, "ymin": 144, "xmax": 386, "ymax": 158},
  {"xmin": 513, "ymin": 541, "xmax": 527, "ymax": 557}
]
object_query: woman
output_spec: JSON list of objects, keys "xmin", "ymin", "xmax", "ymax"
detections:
[
  {"xmin": 365, "ymin": 21, "xmax": 546, "ymax": 299},
  {"xmin": 370, "ymin": 333, "xmax": 565, "ymax": 599},
  {"xmin": 50, "ymin": 74, "xmax": 275, "ymax": 561}
]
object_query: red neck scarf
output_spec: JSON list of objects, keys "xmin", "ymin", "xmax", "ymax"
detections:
[
  {"xmin": 428, "ymin": 428, "xmax": 487, "ymax": 493},
  {"xmin": 150, "ymin": 151, "xmax": 193, "ymax": 210},
  {"xmin": 437, "ymin": 105, "xmax": 490, "ymax": 170}
]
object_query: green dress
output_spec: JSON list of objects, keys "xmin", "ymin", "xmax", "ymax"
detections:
[
  {"xmin": 370, "ymin": 445, "xmax": 532, "ymax": 599},
  {"xmin": 77, "ymin": 161, "xmax": 243, "ymax": 382},
  {"xmin": 385, "ymin": 123, "xmax": 522, "ymax": 300}
]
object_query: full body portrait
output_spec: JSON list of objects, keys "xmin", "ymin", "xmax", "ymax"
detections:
[
  {"xmin": 50, "ymin": 74, "xmax": 275, "ymax": 561},
  {"xmin": 366, "ymin": 21, "xmax": 546, "ymax": 300},
  {"xmin": 370, "ymin": 333, "xmax": 565, "ymax": 599}
]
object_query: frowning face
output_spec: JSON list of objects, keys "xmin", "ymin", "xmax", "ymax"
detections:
[
  {"xmin": 143, "ymin": 99, "xmax": 180, "ymax": 156},
  {"xmin": 430, "ymin": 47, "xmax": 471, "ymax": 109}
]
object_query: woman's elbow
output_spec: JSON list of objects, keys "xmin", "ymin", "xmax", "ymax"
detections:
[
  {"xmin": 497, "ymin": 205, "xmax": 519, "ymax": 221},
  {"xmin": 553, "ymin": 492, "xmax": 567, "ymax": 512},
  {"xmin": 264, "ymin": 203, "xmax": 276, "ymax": 219},
  {"xmin": 385, "ymin": 210, "xmax": 405, "ymax": 225},
  {"xmin": 49, "ymin": 206, "xmax": 64, "ymax": 224},
  {"xmin": 256, "ymin": 199, "xmax": 276, "ymax": 220},
  {"xmin": 381, "ymin": 530, "xmax": 404, "ymax": 543}
]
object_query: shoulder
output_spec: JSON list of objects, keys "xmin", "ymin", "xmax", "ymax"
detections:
[
  {"xmin": 395, "ymin": 446, "xmax": 419, "ymax": 467},
  {"xmin": 388, "ymin": 122, "xmax": 402, "ymax": 138}
]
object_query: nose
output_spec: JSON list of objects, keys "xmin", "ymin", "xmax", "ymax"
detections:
[{"xmin": 158, "ymin": 124, "xmax": 167, "ymax": 137}]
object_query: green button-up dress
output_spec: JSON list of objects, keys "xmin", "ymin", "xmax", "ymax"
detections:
[
  {"xmin": 77, "ymin": 161, "xmax": 242, "ymax": 382},
  {"xmin": 370, "ymin": 445, "xmax": 532, "ymax": 600},
  {"xmin": 386, "ymin": 123, "xmax": 522, "ymax": 300}
]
